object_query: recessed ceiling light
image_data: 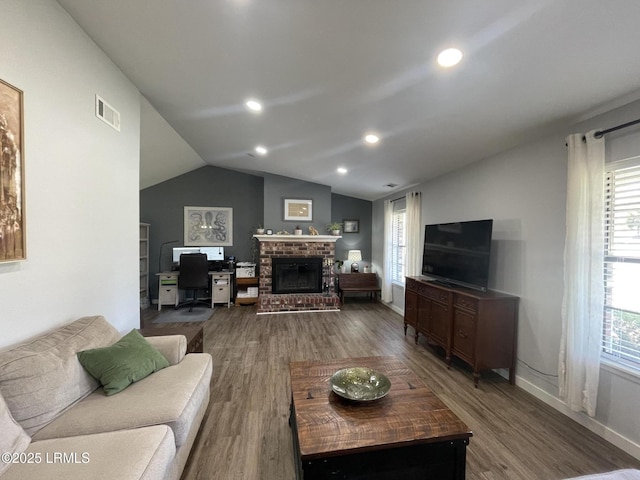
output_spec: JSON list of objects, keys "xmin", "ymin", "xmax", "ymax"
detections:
[
  {"xmin": 437, "ymin": 48, "xmax": 463, "ymax": 68},
  {"xmin": 364, "ymin": 133, "xmax": 380, "ymax": 144},
  {"xmin": 245, "ymin": 99, "xmax": 262, "ymax": 112},
  {"xmin": 337, "ymin": 167, "xmax": 348, "ymax": 174},
  {"xmin": 255, "ymin": 145, "xmax": 268, "ymax": 156}
]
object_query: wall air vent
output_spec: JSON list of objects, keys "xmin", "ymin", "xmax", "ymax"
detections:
[{"xmin": 95, "ymin": 94, "xmax": 121, "ymax": 131}]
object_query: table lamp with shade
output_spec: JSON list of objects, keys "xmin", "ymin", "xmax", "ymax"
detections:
[{"xmin": 348, "ymin": 250, "xmax": 362, "ymax": 272}]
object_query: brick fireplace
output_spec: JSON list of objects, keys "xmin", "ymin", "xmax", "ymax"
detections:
[{"xmin": 255, "ymin": 235, "xmax": 341, "ymax": 314}]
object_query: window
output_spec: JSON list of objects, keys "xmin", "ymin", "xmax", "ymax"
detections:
[
  {"xmin": 391, "ymin": 209, "xmax": 406, "ymax": 283},
  {"xmin": 603, "ymin": 158, "xmax": 640, "ymax": 369}
]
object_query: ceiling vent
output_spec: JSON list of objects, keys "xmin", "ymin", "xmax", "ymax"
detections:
[
  {"xmin": 95, "ymin": 94, "xmax": 120, "ymax": 131},
  {"xmin": 384, "ymin": 183, "xmax": 399, "ymax": 188}
]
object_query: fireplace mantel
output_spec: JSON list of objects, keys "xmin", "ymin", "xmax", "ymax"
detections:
[{"xmin": 254, "ymin": 234, "xmax": 341, "ymax": 243}]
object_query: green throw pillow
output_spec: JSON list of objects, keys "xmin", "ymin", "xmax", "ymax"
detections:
[{"xmin": 77, "ymin": 329, "xmax": 169, "ymax": 396}]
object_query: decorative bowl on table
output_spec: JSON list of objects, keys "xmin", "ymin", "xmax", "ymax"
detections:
[{"xmin": 329, "ymin": 367, "xmax": 391, "ymax": 401}]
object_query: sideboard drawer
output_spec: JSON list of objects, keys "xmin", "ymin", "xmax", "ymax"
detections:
[
  {"xmin": 452, "ymin": 310, "xmax": 476, "ymax": 362},
  {"xmin": 406, "ymin": 277, "xmax": 419, "ymax": 293},
  {"xmin": 453, "ymin": 294, "xmax": 478, "ymax": 313},
  {"xmin": 423, "ymin": 285, "xmax": 451, "ymax": 304}
]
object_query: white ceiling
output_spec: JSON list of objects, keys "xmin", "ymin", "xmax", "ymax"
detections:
[{"xmin": 58, "ymin": 0, "xmax": 640, "ymax": 200}]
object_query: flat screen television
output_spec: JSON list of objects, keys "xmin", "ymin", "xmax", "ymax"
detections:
[{"xmin": 422, "ymin": 219, "xmax": 493, "ymax": 291}]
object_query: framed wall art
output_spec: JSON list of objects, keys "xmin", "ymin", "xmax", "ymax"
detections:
[
  {"xmin": 284, "ymin": 198, "xmax": 313, "ymax": 221},
  {"xmin": 0, "ymin": 79, "xmax": 25, "ymax": 262},
  {"xmin": 184, "ymin": 206, "xmax": 233, "ymax": 246},
  {"xmin": 343, "ymin": 219, "xmax": 359, "ymax": 234}
]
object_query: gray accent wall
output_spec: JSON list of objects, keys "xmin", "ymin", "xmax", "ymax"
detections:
[
  {"xmin": 332, "ymin": 193, "xmax": 372, "ymax": 267},
  {"xmin": 141, "ymin": 167, "xmax": 373, "ymax": 302},
  {"xmin": 140, "ymin": 166, "xmax": 264, "ymax": 298},
  {"xmin": 263, "ymin": 173, "xmax": 332, "ymax": 233}
]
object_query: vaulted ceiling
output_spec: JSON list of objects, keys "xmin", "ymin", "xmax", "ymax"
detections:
[{"xmin": 58, "ymin": 0, "xmax": 640, "ymax": 200}]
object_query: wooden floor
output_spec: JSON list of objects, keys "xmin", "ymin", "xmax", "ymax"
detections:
[{"xmin": 142, "ymin": 301, "xmax": 640, "ymax": 480}]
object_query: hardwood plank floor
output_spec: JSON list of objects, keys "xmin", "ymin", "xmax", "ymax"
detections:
[{"xmin": 141, "ymin": 301, "xmax": 640, "ymax": 480}]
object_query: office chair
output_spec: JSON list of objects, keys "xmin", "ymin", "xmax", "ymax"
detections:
[{"xmin": 177, "ymin": 253, "xmax": 210, "ymax": 312}]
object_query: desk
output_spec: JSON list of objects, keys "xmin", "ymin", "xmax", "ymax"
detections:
[{"xmin": 156, "ymin": 271, "xmax": 233, "ymax": 311}]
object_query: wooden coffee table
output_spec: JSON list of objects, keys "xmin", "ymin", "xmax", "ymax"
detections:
[{"xmin": 289, "ymin": 355, "xmax": 472, "ymax": 480}]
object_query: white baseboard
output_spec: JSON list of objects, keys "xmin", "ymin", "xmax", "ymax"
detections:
[
  {"xmin": 382, "ymin": 301, "xmax": 404, "ymax": 316},
  {"xmin": 516, "ymin": 376, "xmax": 640, "ymax": 460}
]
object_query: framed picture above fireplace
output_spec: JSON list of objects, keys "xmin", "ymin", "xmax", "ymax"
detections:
[{"xmin": 284, "ymin": 198, "xmax": 313, "ymax": 221}]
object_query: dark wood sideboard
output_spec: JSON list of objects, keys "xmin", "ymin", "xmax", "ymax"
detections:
[{"xmin": 404, "ymin": 276, "xmax": 519, "ymax": 387}]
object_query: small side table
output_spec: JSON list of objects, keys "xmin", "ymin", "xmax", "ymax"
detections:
[{"xmin": 139, "ymin": 326, "xmax": 204, "ymax": 354}]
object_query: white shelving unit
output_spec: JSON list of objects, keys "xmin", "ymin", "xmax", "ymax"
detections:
[{"xmin": 140, "ymin": 223, "xmax": 150, "ymax": 309}]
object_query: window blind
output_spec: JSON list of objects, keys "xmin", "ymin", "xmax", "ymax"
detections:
[
  {"xmin": 603, "ymin": 160, "xmax": 640, "ymax": 367},
  {"xmin": 391, "ymin": 210, "xmax": 406, "ymax": 283}
]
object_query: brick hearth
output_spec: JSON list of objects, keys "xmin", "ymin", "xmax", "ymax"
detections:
[
  {"xmin": 255, "ymin": 235, "xmax": 340, "ymax": 314},
  {"xmin": 258, "ymin": 293, "xmax": 340, "ymax": 313}
]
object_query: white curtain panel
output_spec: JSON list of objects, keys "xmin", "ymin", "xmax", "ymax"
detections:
[
  {"xmin": 405, "ymin": 192, "xmax": 422, "ymax": 277},
  {"xmin": 381, "ymin": 199, "xmax": 394, "ymax": 303},
  {"xmin": 558, "ymin": 130, "xmax": 605, "ymax": 417}
]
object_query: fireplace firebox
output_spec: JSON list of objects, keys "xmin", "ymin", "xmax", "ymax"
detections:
[{"xmin": 272, "ymin": 257, "xmax": 323, "ymax": 294}]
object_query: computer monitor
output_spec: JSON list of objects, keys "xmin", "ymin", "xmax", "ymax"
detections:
[
  {"xmin": 172, "ymin": 247, "xmax": 200, "ymax": 264},
  {"xmin": 200, "ymin": 246, "xmax": 225, "ymax": 261},
  {"xmin": 172, "ymin": 246, "xmax": 225, "ymax": 264}
]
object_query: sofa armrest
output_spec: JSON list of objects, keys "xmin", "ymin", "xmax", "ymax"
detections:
[{"xmin": 144, "ymin": 335, "xmax": 186, "ymax": 365}]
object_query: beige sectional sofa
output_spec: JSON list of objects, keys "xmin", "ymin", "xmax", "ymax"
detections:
[
  {"xmin": 565, "ymin": 471, "xmax": 640, "ymax": 480},
  {"xmin": 0, "ymin": 315, "xmax": 212, "ymax": 480}
]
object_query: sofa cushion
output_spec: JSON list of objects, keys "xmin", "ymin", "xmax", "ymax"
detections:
[
  {"xmin": 0, "ymin": 316, "xmax": 121, "ymax": 436},
  {"xmin": 32, "ymin": 353, "xmax": 212, "ymax": 448},
  {"xmin": 78, "ymin": 330, "xmax": 169, "ymax": 396},
  {"xmin": 0, "ymin": 391, "xmax": 31, "ymax": 476},
  {"xmin": 144, "ymin": 335, "xmax": 187, "ymax": 366},
  {"xmin": 2, "ymin": 425, "xmax": 176, "ymax": 480}
]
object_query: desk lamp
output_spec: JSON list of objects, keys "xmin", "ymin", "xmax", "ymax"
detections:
[
  {"xmin": 348, "ymin": 250, "xmax": 362, "ymax": 273},
  {"xmin": 158, "ymin": 239, "xmax": 179, "ymax": 272}
]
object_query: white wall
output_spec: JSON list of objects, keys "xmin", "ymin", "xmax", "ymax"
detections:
[
  {"xmin": 139, "ymin": 95, "xmax": 205, "ymax": 190},
  {"xmin": 0, "ymin": 0, "xmax": 141, "ymax": 346},
  {"xmin": 373, "ymin": 99, "xmax": 640, "ymax": 458}
]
